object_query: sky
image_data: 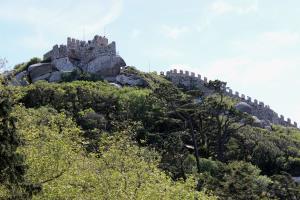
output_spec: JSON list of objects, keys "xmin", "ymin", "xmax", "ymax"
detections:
[{"xmin": 0, "ymin": 0, "xmax": 300, "ymax": 125}]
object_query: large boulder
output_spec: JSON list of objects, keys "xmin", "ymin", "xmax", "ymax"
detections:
[
  {"xmin": 14, "ymin": 71, "xmax": 29, "ymax": 86},
  {"xmin": 116, "ymin": 74, "xmax": 147, "ymax": 87},
  {"xmin": 31, "ymin": 73, "xmax": 52, "ymax": 83},
  {"xmin": 52, "ymin": 57, "xmax": 75, "ymax": 72},
  {"xmin": 15, "ymin": 70, "xmax": 27, "ymax": 81},
  {"xmin": 293, "ymin": 177, "xmax": 300, "ymax": 183},
  {"xmin": 28, "ymin": 63, "xmax": 55, "ymax": 81},
  {"xmin": 252, "ymin": 116, "xmax": 271, "ymax": 130},
  {"xmin": 85, "ymin": 55, "xmax": 126, "ymax": 77},
  {"xmin": 235, "ymin": 102, "xmax": 253, "ymax": 114},
  {"xmin": 49, "ymin": 71, "xmax": 62, "ymax": 82}
]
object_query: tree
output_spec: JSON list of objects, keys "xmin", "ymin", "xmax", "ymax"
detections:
[
  {"xmin": 0, "ymin": 87, "xmax": 33, "ymax": 199},
  {"xmin": 0, "ymin": 57, "xmax": 8, "ymax": 71},
  {"xmin": 11, "ymin": 105, "xmax": 216, "ymax": 199},
  {"xmin": 153, "ymin": 83, "xmax": 202, "ymax": 173},
  {"xmin": 221, "ymin": 161, "xmax": 272, "ymax": 200},
  {"xmin": 200, "ymin": 80, "xmax": 253, "ymax": 161},
  {"xmin": 269, "ymin": 173, "xmax": 300, "ymax": 200}
]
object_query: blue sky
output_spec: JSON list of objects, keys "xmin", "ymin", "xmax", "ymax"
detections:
[{"xmin": 0, "ymin": 0, "xmax": 300, "ymax": 125}]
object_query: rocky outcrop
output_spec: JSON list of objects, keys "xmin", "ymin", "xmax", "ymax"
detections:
[
  {"xmin": 293, "ymin": 177, "xmax": 300, "ymax": 183},
  {"xmin": 20, "ymin": 35, "xmax": 126, "ymax": 84},
  {"xmin": 52, "ymin": 57, "xmax": 75, "ymax": 72},
  {"xmin": 116, "ymin": 74, "xmax": 147, "ymax": 87},
  {"xmin": 28, "ymin": 63, "xmax": 57, "ymax": 83},
  {"xmin": 43, "ymin": 35, "xmax": 126, "ymax": 81},
  {"xmin": 251, "ymin": 116, "xmax": 271, "ymax": 130},
  {"xmin": 32, "ymin": 73, "xmax": 52, "ymax": 83},
  {"xmin": 86, "ymin": 55, "xmax": 125, "ymax": 77},
  {"xmin": 14, "ymin": 71, "xmax": 29, "ymax": 86},
  {"xmin": 235, "ymin": 102, "xmax": 253, "ymax": 114},
  {"xmin": 7, "ymin": 72, "xmax": 28, "ymax": 86},
  {"xmin": 235, "ymin": 102, "xmax": 272, "ymax": 130},
  {"xmin": 49, "ymin": 71, "xmax": 62, "ymax": 83}
]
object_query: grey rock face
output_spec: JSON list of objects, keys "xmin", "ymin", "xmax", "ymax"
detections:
[
  {"xmin": 86, "ymin": 55, "xmax": 125, "ymax": 77},
  {"xmin": 21, "ymin": 35, "xmax": 127, "ymax": 84},
  {"xmin": 252, "ymin": 116, "xmax": 271, "ymax": 129},
  {"xmin": 42, "ymin": 35, "xmax": 125, "ymax": 81},
  {"xmin": 109, "ymin": 82, "xmax": 122, "ymax": 88},
  {"xmin": 293, "ymin": 177, "xmax": 300, "ymax": 183},
  {"xmin": 116, "ymin": 74, "xmax": 147, "ymax": 87},
  {"xmin": 49, "ymin": 71, "xmax": 62, "ymax": 82},
  {"xmin": 15, "ymin": 71, "xmax": 27, "ymax": 81},
  {"xmin": 252, "ymin": 116, "xmax": 264, "ymax": 128},
  {"xmin": 28, "ymin": 63, "xmax": 55, "ymax": 81},
  {"xmin": 52, "ymin": 57, "xmax": 75, "ymax": 72},
  {"xmin": 13, "ymin": 71, "xmax": 29, "ymax": 86},
  {"xmin": 32, "ymin": 73, "xmax": 52, "ymax": 83},
  {"xmin": 235, "ymin": 102, "xmax": 253, "ymax": 114}
]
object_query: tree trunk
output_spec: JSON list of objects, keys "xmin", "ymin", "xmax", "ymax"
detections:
[
  {"xmin": 188, "ymin": 119, "xmax": 201, "ymax": 173},
  {"xmin": 217, "ymin": 139, "xmax": 225, "ymax": 162},
  {"xmin": 216, "ymin": 121, "xmax": 225, "ymax": 162}
]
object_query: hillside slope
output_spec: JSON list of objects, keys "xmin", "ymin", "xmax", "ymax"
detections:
[{"xmin": 0, "ymin": 67, "xmax": 299, "ymax": 199}]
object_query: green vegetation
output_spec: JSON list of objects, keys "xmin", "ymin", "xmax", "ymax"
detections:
[
  {"xmin": 61, "ymin": 69, "xmax": 105, "ymax": 82},
  {"xmin": 13, "ymin": 57, "xmax": 41, "ymax": 74},
  {"xmin": 0, "ymin": 68, "xmax": 299, "ymax": 199}
]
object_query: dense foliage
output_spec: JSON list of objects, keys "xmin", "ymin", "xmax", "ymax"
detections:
[
  {"xmin": 13, "ymin": 57, "xmax": 41, "ymax": 75},
  {"xmin": 0, "ymin": 67, "xmax": 299, "ymax": 199}
]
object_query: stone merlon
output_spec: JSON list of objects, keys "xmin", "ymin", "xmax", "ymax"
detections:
[{"xmin": 164, "ymin": 69, "xmax": 299, "ymax": 129}]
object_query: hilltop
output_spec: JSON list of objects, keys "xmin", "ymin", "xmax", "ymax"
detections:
[
  {"xmin": 0, "ymin": 36, "xmax": 300, "ymax": 199},
  {"xmin": 4, "ymin": 35, "xmax": 298, "ymax": 130}
]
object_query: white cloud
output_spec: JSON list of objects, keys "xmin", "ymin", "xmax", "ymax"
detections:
[
  {"xmin": 211, "ymin": 0, "xmax": 258, "ymax": 15},
  {"xmin": 161, "ymin": 25, "xmax": 190, "ymax": 39},
  {"xmin": 0, "ymin": 0, "xmax": 123, "ymax": 48}
]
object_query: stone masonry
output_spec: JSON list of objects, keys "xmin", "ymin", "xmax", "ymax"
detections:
[
  {"xmin": 20, "ymin": 35, "xmax": 126, "ymax": 83},
  {"xmin": 161, "ymin": 69, "xmax": 298, "ymax": 129}
]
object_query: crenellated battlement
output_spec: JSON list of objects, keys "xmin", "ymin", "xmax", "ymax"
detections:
[
  {"xmin": 163, "ymin": 69, "xmax": 299, "ymax": 129},
  {"xmin": 44, "ymin": 35, "xmax": 116, "ymax": 62},
  {"xmin": 66, "ymin": 35, "xmax": 109, "ymax": 49},
  {"xmin": 166, "ymin": 69, "xmax": 209, "ymax": 83}
]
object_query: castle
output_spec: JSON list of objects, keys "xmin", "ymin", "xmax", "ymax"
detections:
[
  {"xmin": 20, "ymin": 35, "xmax": 126, "ymax": 83},
  {"xmin": 43, "ymin": 35, "xmax": 117, "ymax": 71},
  {"xmin": 10, "ymin": 35, "xmax": 298, "ymax": 129},
  {"xmin": 161, "ymin": 69, "xmax": 298, "ymax": 129}
]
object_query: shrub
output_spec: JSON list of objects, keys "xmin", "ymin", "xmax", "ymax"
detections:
[{"xmin": 14, "ymin": 57, "xmax": 41, "ymax": 74}]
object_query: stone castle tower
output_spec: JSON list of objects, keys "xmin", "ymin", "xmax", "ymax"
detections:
[{"xmin": 23, "ymin": 35, "xmax": 126, "ymax": 83}]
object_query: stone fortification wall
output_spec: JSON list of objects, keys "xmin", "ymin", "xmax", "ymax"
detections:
[
  {"xmin": 44, "ymin": 35, "xmax": 116, "ymax": 63},
  {"xmin": 16, "ymin": 35, "xmax": 126, "ymax": 84},
  {"xmin": 161, "ymin": 69, "xmax": 298, "ymax": 129}
]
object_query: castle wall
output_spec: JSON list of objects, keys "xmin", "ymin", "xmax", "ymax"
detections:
[
  {"xmin": 44, "ymin": 35, "xmax": 116, "ymax": 63},
  {"xmin": 30, "ymin": 34, "xmax": 125, "ymax": 83},
  {"xmin": 164, "ymin": 69, "xmax": 298, "ymax": 129}
]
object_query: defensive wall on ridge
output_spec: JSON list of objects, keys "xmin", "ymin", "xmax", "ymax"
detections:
[{"xmin": 160, "ymin": 69, "xmax": 298, "ymax": 129}]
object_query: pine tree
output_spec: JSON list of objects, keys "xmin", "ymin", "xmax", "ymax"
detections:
[{"xmin": 0, "ymin": 92, "xmax": 35, "ymax": 199}]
